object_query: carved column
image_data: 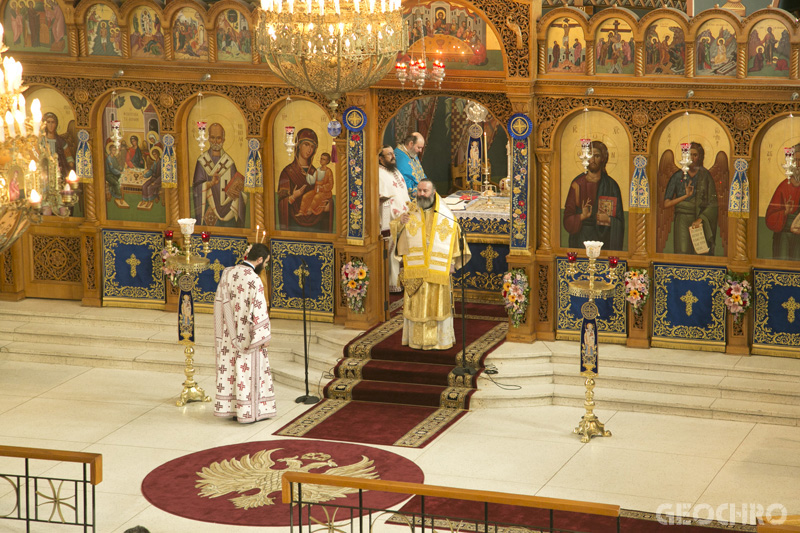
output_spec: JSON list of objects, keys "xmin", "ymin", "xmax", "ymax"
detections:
[
  {"xmin": 734, "ymin": 218, "xmax": 748, "ymax": 263},
  {"xmin": 686, "ymin": 42, "xmax": 695, "ymax": 77},
  {"xmin": 792, "ymin": 43, "xmax": 800, "ymax": 80},
  {"xmin": 538, "ymin": 43, "xmax": 546, "ymax": 75},
  {"xmin": 169, "ymin": 187, "xmax": 180, "ymax": 225},
  {"xmin": 633, "ymin": 212, "xmax": 647, "ymax": 260},
  {"xmin": 208, "ymin": 33, "xmax": 217, "ymax": 63},
  {"xmin": 120, "ymin": 27, "xmax": 130, "ymax": 58},
  {"xmin": 535, "ymin": 151, "xmax": 552, "ymax": 254},
  {"xmin": 253, "ymin": 182, "xmax": 265, "ymax": 232},
  {"xmin": 79, "ymin": 229, "xmax": 102, "ymax": 307},
  {"xmin": 736, "ymin": 42, "xmax": 747, "ymax": 79},
  {"xmin": 586, "ymin": 42, "xmax": 595, "ymax": 75},
  {"xmin": 83, "ymin": 174, "xmax": 97, "ymax": 223},
  {"xmin": 635, "ymin": 43, "xmax": 644, "ymax": 77},
  {"xmin": 78, "ymin": 27, "xmax": 87, "ymax": 57},
  {"xmin": 67, "ymin": 24, "xmax": 80, "ymax": 57},
  {"xmin": 165, "ymin": 29, "xmax": 174, "ymax": 61}
]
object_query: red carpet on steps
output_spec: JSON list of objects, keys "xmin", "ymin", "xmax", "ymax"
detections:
[{"xmin": 274, "ymin": 300, "xmax": 508, "ymax": 448}]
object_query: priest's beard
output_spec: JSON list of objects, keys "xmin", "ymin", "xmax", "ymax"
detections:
[
  {"xmin": 417, "ymin": 194, "xmax": 435, "ymax": 210},
  {"xmin": 381, "ymin": 161, "xmax": 397, "ymax": 172},
  {"xmin": 254, "ymin": 262, "xmax": 265, "ymax": 275}
]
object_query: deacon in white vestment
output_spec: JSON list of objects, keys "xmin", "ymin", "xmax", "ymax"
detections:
[
  {"xmin": 378, "ymin": 145, "xmax": 410, "ymax": 293},
  {"xmin": 395, "ymin": 179, "xmax": 471, "ymax": 350},
  {"xmin": 213, "ymin": 243, "xmax": 277, "ymax": 423}
]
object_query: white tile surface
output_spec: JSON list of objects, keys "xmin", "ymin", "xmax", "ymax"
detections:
[{"xmin": 3, "ymin": 299, "xmax": 800, "ymax": 533}]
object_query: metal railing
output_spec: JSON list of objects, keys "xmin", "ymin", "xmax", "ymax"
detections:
[
  {"xmin": 0, "ymin": 446, "xmax": 102, "ymax": 532},
  {"xmin": 282, "ymin": 472, "xmax": 620, "ymax": 532}
]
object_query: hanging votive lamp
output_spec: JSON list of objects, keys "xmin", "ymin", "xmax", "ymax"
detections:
[{"xmin": 284, "ymin": 126, "xmax": 296, "ymax": 157}]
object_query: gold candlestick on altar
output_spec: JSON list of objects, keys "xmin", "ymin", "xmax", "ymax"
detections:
[
  {"xmin": 566, "ymin": 240, "xmax": 619, "ymax": 443},
  {"xmin": 166, "ymin": 218, "xmax": 212, "ymax": 407}
]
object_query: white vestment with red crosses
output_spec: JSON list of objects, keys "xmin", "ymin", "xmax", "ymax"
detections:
[{"xmin": 213, "ymin": 263, "xmax": 276, "ymax": 423}]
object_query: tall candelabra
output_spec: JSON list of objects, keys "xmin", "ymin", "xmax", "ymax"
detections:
[
  {"xmin": 566, "ymin": 240, "xmax": 620, "ymax": 443},
  {"xmin": 164, "ymin": 218, "xmax": 212, "ymax": 406}
]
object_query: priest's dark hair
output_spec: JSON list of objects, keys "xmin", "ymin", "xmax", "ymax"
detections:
[
  {"xmin": 418, "ymin": 178, "xmax": 436, "ymax": 193},
  {"xmin": 246, "ymin": 243, "xmax": 269, "ymax": 263}
]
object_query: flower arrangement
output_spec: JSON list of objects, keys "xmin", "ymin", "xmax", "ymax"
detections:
[
  {"xmin": 161, "ymin": 241, "xmax": 183, "ymax": 285},
  {"xmin": 501, "ymin": 268, "xmax": 530, "ymax": 328},
  {"xmin": 624, "ymin": 269, "xmax": 650, "ymax": 315},
  {"xmin": 723, "ymin": 271, "xmax": 752, "ymax": 324},
  {"xmin": 341, "ymin": 259, "xmax": 369, "ymax": 313}
]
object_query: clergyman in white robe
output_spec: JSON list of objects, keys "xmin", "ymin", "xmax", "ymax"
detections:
[
  {"xmin": 213, "ymin": 257, "xmax": 276, "ymax": 423},
  {"xmin": 379, "ymin": 146, "xmax": 410, "ymax": 293}
]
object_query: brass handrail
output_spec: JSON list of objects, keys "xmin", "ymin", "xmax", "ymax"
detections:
[
  {"xmin": 281, "ymin": 472, "xmax": 620, "ymax": 517},
  {"xmin": 0, "ymin": 445, "xmax": 103, "ymax": 485}
]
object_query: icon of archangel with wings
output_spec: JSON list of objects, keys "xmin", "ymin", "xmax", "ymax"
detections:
[
  {"xmin": 196, "ymin": 448, "xmax": 380, "ymax": 510},
  {"xmin": 656, "ymin": 143, "xmax": 729, "ymax": 256}
]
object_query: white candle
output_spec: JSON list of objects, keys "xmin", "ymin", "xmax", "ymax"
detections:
[
  {"xmin": 31, "ymin": 99, "xmax": 41, "ymax": 133},
  {"xmin": 14, "ymin": 110, "xmax": 25, "ymax": 136},
  {"xmin": 67, "ymin": 170, "xmax": 77, "ymax": 183},
  {"xmin": 483, "ymin": 131, "xmax": 487, "ymax": 169},
  {"xmin": 354, "ymin": 0, "xmax": 359, "ymax": 13},
  {"xmin": 319, "ymin": 0, "xmax": 324, "ymax": 16},
  {"xmin": 29, "ymin": 189, "xmax": 41, "ymax": 206},
  {"xmin": 0, "ymin": 23, "xmax": 4, "ymax": 46},
  {"xmin": 6, "ymin": 111, "xmax": 15, "ymax": 138}
]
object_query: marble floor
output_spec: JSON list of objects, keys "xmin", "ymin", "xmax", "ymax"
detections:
[{"xmin": 1, "ymin": 307, "xmax": 800, "ymax": 532}]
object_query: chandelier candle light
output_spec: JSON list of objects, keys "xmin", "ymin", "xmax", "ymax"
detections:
[
  {"xmin": 257, "ymin": 0, "xmax": 406, "ymax": 111},
  {"xmin": 566, "ymin": 240, "xmax": 620, "ymax": 443}
]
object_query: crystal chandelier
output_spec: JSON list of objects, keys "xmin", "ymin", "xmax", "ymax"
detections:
[
  {"xmin": 0, "ymin": 23, "xmax": 67, "ymax": 256},
  {"xmin": 256, "ymin": 0, "xmax": 407, "ymax": 112},
  {"xmin": 395, "ymin": 15, "xmax": 445, "ymax": 92}
]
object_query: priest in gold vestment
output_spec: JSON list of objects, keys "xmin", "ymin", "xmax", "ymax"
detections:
[{"xmin": 394, "ymin": 179, "xmax": 471, "ymax": 350}]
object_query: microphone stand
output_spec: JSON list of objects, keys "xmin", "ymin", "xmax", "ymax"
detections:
[
  {"xmin": 433, "ymin": 207, "xmax": 476, "ymax": 377},
  {"xmin": 295, "ymin": 258, "xmax": 320, "ymax": 404}
]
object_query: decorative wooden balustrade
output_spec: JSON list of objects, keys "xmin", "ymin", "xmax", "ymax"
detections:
[
  {"xmin": 282, "ymin": 471, "xmax": 620, "ymax": 532},
  {"xmin": 0, "ymin": 446, "xmax": 102, "ymax": 532}
]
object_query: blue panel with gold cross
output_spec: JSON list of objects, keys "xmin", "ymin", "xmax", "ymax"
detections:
[
  {"xmin": 270, "ymin": 239, "xmax": 334, "ymax": 322},
  {"xmin": 753, "ymin": 269, "xmax": 800, "ymax": 357},
  {"xmin": 191, "ymin": 235, "xmax": 250, "ymax": 310},
  {"xmin": 652, "ymin": 263, "xmax": 726, "ymax": 351},
  {"xmin": 453, "ymin": 242, "xmax": 508, "ymax": 295},
  {"xmin": 102, "ymin": 229, "xmax": 165, "ymax": 308},
  {"xmin": 556, "ymin": 257, "xmax": 627, "ymax": 342}
]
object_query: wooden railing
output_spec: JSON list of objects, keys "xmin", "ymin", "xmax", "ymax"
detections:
[
  {"xmin": 0, "ymin": 445, "xmax": 103, "ymax": 532},
  {"xmin": 282, "ymin": 471, "xmax": 620, "ymax": 532}
]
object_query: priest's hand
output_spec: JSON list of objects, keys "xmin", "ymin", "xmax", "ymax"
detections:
[{"xmin": 400, "ymin": 213, "xmax": 410, "ymax": 225}]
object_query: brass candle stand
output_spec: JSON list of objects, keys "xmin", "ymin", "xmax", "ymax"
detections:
[
  {"xmin": 480, "ymin": 163, "xmax": 497, "ymax": 206},
  {"xmin": 165, "ymin": 218, "xmax": 212, "ymax": 407},
  {"xmin": 566, "ymin": 241, "xmax": 620, "ymax": 443}
]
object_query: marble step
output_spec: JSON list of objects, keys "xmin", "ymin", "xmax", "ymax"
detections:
[
  {"xmin": 551, "ymin": 361, "xmax": 800, "ymax": 405},
  {"xmin": 549, "ymin": 343, "xmax": 800, "ymax": 382},
  {"xmin": 552, "ymin": 384, "xmax": 800, "ymax": 426}
]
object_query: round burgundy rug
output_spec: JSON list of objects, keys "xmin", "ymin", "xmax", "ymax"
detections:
[{"xmin": 141, "ymin": 439, "xmax": 424, "ymax": 527}]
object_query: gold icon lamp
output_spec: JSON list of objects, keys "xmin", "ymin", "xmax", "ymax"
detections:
[
  {"xmin": 566, "ymin": 240, "xmax": 620, "ymax": 443},
  {"xmin": 165, "ymin": 218, "xmax": 212, "ymax": 406}
]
